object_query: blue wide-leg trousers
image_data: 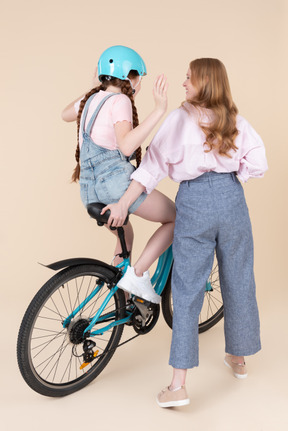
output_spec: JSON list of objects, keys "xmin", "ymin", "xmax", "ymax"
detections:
[{"xmin": 169, "ymin": 172, "xmax": 261, "ymax": 369}]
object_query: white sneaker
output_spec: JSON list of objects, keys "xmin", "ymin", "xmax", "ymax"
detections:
[{"xmin": 118, "ymin": 266, "xmax": 161, "ymax": 304}]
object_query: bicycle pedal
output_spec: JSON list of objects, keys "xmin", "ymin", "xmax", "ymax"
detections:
[
  {"xmin": 80, "ymin": 350, "xmax": 99, "ymax": 370},
  {"xmin": 133, "ymin": 296, "xmax": 153, "ymax": 307},
  {"xmin": 133, "ymin": 297, "xmax": 156, "ymax": 318}
]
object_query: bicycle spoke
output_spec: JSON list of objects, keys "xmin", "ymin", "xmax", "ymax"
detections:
[
  {"xmin": 80, "ymin": 276, "xmax": 94, "ymax": 317},
  {"xmin": 72, "ymin": 277, "xmax": 83, "ymax": 314},
  {"xmin": 206, "ymin": 295, "xmax": 213, "ymax": 320},
  {"xmin": 50, "ymin": 340, "xmax": 70, "ymax": 383},
  {"xmin": 43, "ymin": 304, "xmax": 66, "ymax": 320},
  {"xmin": 38, "ymin": 315, "xmax": 63, "ymax": 323},
  {"xmin": 66, "ymin": 283, "xmax": 73, "ymax": 316},
  {"xmin": 32, "ymin": 331, "xmax": 66, "ymax": 357},
  {"xmin": 16, "ymin": 261, "xmax": 127, "ymax": 400},
  {"xmin": 50, "ymin": 296, "xmax": 65, "ymax": 321},
  {"xmin": 61, "ymin": 351, "xmax": 74, "ymax": 383},
  {"xmin": 19, "ymin": 267, "xmax": 125, "ymax": 393},
  {"xmin": 36, "ymin": 336, "xmax": 69, "ymax": 377},
  {"xmin": 58, "ymin": 287, "xmax": 70, "ymax": 317},
  {"xmin": 33, "ymin": 327, "xmax": 63, "ymax": 335},
  {"xmin": 207, "ymin": 293, "xmax": 223, "ymax": 305}
]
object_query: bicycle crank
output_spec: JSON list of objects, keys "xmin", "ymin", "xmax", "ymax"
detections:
[{"xmin": 131, "ymin": 296, "xmax": 160, "ymax": 334}]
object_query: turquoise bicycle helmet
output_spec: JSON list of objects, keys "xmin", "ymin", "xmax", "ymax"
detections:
[{"xmin": 98, "ymin": 45, "xmax": 147, "ymax": 81}]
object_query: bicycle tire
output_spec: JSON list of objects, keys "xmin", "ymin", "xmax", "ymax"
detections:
[
  {"xmin": 17, "ymin": 264, "xmax": 126, "ymax": 397},
  {"xmin": 161, "ymin": 258, "xmax": 224, "ymax": 333}
]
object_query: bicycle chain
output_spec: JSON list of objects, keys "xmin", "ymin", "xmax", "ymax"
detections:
[
  {"xmin": 71, "ymin": 302, "xmax": 141, "ymax": 360},
  {"xmin": 93, "ymin": 333, "xmax": 141, "ymax": 361},
  {"xmin": 87, "ymin": 301, "xmax": 142, "ymax": 360}
]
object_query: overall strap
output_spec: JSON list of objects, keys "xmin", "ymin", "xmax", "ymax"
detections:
[
  {"xmin": 80, "ymin": 93, "xmax": 94, "ymax": 135},
  {"xmin": 83, "ymin": 93, "xmax": 119, "ymax": 137}
]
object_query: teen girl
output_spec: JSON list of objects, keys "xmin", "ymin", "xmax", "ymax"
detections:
[
  {"xmin": 102, "ymin": 58, "xmax": 268, "ymax": 407},
  {"xmin": 62, "ymin": 45, "xmax": 176, "ymax": 304}
]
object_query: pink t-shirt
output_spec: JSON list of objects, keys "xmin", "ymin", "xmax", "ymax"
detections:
[
  {"xmin": 74, "ymin": 90, "xmax": 133, "ymax": 150},
  {"xmin": 131, "ymin": 102, "xmax": 268, "ymax": 194}
]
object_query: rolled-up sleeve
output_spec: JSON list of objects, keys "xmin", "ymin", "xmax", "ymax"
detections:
[
  {"xmin": 131, "ymin": 109, "xmax": 187, "ymax": 193},
  {"xmin": 131, "ymin": 142, "xmax": 170, "ymax": 194},
  {"xmin": 236, "ymin": 118, "xmax": 268, "ymax": 182}
]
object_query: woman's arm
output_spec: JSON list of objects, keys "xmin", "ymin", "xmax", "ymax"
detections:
[
  {"xmin": 101, "ymin": 108, "xmax": 177, "ymax": 226},
  {"xmin": 236, "ymin": 118, "xmax": 268, "ymax": 182},
  {"xmin": 114, "ymin": 74, "xmax": 168, "ymax": 157}
]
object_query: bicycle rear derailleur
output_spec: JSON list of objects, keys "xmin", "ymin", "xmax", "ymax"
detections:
[
  {"xmin": 131, "ymin": 297, "xmax": 160, "ymax": 334},
  {"xmin": 79, "ymin": 340, "xmax": 99, "ymax": 370}
]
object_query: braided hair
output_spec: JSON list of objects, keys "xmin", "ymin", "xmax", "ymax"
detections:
[{"xmin": 71, "ymin": 72, "xmax": 141, "ymax": 182}]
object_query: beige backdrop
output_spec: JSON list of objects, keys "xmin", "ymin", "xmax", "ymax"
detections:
[{"xmin": 1, "ymin": 1, "xmax": 287, "ymax": 430}]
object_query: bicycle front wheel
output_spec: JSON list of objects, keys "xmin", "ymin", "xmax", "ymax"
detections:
[
  {"xmin": 17, "ymin": 264, "xmax": 126, "ymax": 397},
  {"xmin": 161, "ymin": 257, "xmax": 223, "ymax": 333}
]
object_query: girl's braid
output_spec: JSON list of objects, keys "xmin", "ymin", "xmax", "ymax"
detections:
[{"xmin": 71, "ymin": 83, "xmax": 106, "ymax": 182}]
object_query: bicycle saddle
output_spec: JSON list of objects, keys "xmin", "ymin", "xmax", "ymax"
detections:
[{"xmin": 87, "ymin": 202, "xmax": 129, "ymax": 227}]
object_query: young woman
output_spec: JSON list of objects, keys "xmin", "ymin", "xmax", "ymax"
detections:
[
  {"xmin": 62, "ymin": 45, "xmax": 176, "ymax": 304},
  {"xmin": 102, "ymin": 58, "xmax": 268, "ymax": 407}
]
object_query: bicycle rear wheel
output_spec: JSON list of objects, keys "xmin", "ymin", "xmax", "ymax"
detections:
[
  {"xmin": 17, "ymin": 264, "xmax": 125, "ymax": 397},
  {"xmin": 161, "ymin": 257, "xmax": 223, "ymax": 333}
]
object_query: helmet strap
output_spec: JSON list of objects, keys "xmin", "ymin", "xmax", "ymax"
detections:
[{"xmin": 126, "ymin": 76, "xmax": 142, "ymax": 94}]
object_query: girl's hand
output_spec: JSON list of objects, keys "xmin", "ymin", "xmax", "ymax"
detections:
[
  {"xmin": 153, "ymin": 74, "xmax": 168, "ymax": 114},
  {"xmin": 101, "ymin": 202, "xmax": 129, "ymax": 228}
]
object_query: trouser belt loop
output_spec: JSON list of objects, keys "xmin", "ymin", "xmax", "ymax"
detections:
[{"xmin": 208, "ymin": 173, "xmax": 212, "ymax": 187}]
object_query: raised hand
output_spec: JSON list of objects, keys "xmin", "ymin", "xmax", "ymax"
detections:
[{"xmin": 153, "ymin": 74, "xmax": 168, "ymax": 114}]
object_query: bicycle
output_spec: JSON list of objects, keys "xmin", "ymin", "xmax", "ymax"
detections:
[{"xmin": 17, "ymin": 202, "xmax": 224, "ymax": 397}]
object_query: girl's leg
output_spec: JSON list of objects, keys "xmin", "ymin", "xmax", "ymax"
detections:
[
  {"xmin": 132, "ymin": 189, "xmax": 176, "ymax": 275},
  {"xmin": 117, "ymin": 190, "xmax": 175, "ymax": 303}
]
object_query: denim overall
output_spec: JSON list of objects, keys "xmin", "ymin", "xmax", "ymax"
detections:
[
  {"xmin": 169, "ymin": 172, "xmax": 261, "ymax": 369},
  {"xmin": 79, "ymin": 93, "xmax": 147, "ymax": 213}
]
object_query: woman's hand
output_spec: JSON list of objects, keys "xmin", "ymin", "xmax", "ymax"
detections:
[
  {"xmin": 101, "ymin": 201, "xmax": 129, "ymax": 228},
  {"xmin": 153, "ymin": 74, "xmax": 168, "ymax": 114},
  {"xmin": 101, "ymin": 181, "xmax": 145, "ymax": 227}
]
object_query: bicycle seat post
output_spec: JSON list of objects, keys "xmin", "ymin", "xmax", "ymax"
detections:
[
  {"xmin": 86, "ymin": 203, "xmax": 131, "ymax": 259},
  {"xmin": 116, "ymin": 226, "xmax": 130, "ymax": 259}
]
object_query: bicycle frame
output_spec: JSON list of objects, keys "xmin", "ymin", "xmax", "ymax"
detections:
[
  {"xmin": 62, "ymin": 245, "xmax": 173, "ymax": 337},
  {"xmin": 61, "ymin": 243, "xmax": 213, "ymax": 338}
]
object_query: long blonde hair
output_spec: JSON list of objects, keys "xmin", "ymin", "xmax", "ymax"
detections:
[
  {"xmin": 187, "ymin": 58, "xmax": 239, "ymax": 157},
  {"xmin": 72, "ymin": 71, "xmax": 140, "ymax": 182}
]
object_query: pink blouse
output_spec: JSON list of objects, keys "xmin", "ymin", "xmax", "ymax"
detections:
[{"xmin": 131, "ymin": 103, "xmax": 268, "ymax": 194}]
